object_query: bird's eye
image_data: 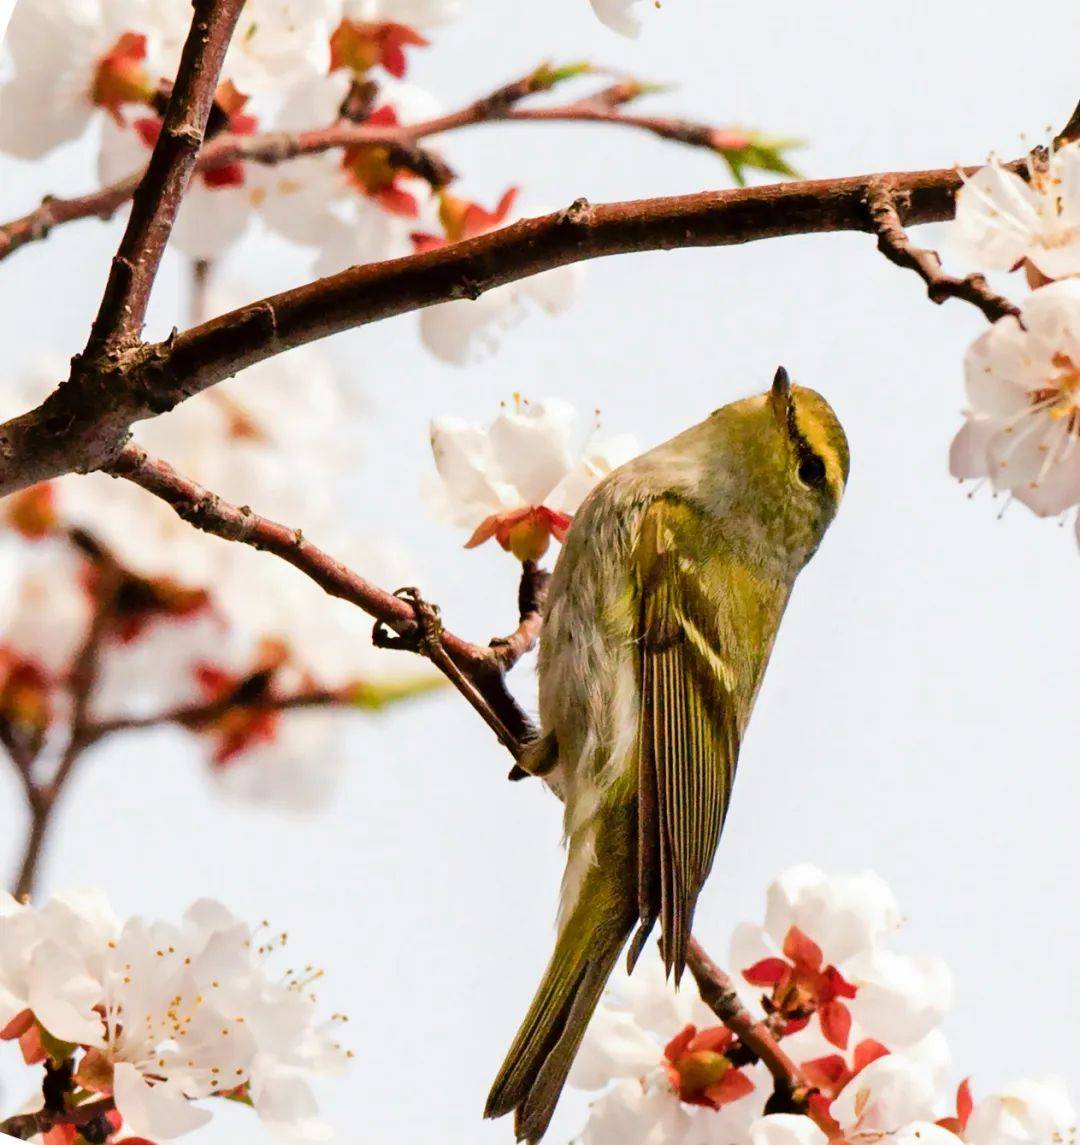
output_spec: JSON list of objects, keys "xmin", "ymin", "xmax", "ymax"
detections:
[{"xmin": 797, "ymin": 454, "xmax": 827, "ymax": 487}]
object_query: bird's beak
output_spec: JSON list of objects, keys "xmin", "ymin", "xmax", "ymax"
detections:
[{"xmin": 770, "ymin": 365, "xmax": 792, "ymax": 426}]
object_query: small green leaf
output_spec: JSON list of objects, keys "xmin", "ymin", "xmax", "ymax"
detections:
[
  {"xmin": 530, "ymin": 60, "xmax": 593, "ymax": 91},
  {"xmin": 348, "ymin": 674, "xmax": 447, "ymax": 711},
  {"xmin": 716, "ymin": 133, "xmax": 804, "ymax": 184}
]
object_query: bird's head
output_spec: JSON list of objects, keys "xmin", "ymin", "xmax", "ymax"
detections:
[{"xmin": 697, "ymin": 365, "xmax": 850, "ymax": 567}]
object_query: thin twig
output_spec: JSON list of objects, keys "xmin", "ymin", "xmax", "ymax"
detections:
[
  {"xmin": 88, "ymin": 687, "xmax": 350, "ymax": 740},
  {"xmin": 83, "ymin": 0, "xmax": 245, "ymax": 353},
  {"xmin": 0, "ymin": 73, "xmax": 750, "ymax": 263},
  {"xmin": 105, "ymin": 445, "xmax": 537, "ymax": 752},
  {"xmin": 489, "ymin": 560, "xmax": 550, "ymax": 673},
  {"xmin": 1056, "ymin": 99, "xmax": 1080, "ymax": 146},
  {"xmin": 687, "ymin": 939, "xmax": 832, "ymax": 1128},
  {"xmin": 0, "ymin": 1096, "xmax": 115, "ymax": 1141},
  {"xmin": 865, "ymin": 180, "xmax": 1020, "ymax": 323},
  {"xmin": 11, "ymin": 570, "xmax": 119, "ymax": 899}
]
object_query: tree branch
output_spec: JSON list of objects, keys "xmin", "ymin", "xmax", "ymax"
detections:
[
  {"xmin": 687, "ymin": 939, "xmax": 831, "ymax": 1128},
  {"xmin": 83, "ymin": 0, "xmax": 244, "ymax": 353},
  {"xmin": 865, "ymin": 180, "xmax": 1020, "ymax": 323},
  {"xmin": 0, "ymin": 159, "xmax": 1010, "ymax": 501},
  {"xmin": 105, "ymin": 445, "xmax": 537, "ymax": 752}
]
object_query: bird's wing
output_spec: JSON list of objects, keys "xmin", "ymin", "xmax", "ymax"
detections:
[{"xmin": 628, "ymin": 497, "xmax": 761, "ymax": 983}]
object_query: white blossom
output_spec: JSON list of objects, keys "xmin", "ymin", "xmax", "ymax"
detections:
[
  {"xmin": 98, "ymin": 116, "xmax": 256, "ymax": 260},
  {"xmin": 589, "ymin": 0, "xmax": 646, "ymax": 37},
  {"xmin": 843, "ymin": 949, "xmax": 953, "ymax": 1049},
  {"xmin": 950, "ymin": 278, "xmax": 1080, "ymax": 517},
  {"xmin": 762, "ymin": 863, "xmax": 902, "ymax": 967},
  {"xmin": 0, "ymin": 338, "xmax": 419, "ymax": 809},
  {"xmin": 427, "ymin": 396, "xmax": 638, "ymax": 559},
  {"xmin": 2, "ymin": 892, "xmax": 345, "ymax": 1142},
  {"xmin": 967, "ymin": 1077, "xmax": 1077, "ymax": 1145},
  {"xmin": 342, "ymin": 0, "xmax": 462, "ymax": 24},
  {"xmin": 254, "ymin": 72, "xmax": 441, "ymax": 272},
  {"xmin": 224, "ymin": 0, "xmax": 342, "ymax": 95},
  {"xmin": 751, "ymin": 1055, "xmax": 960, "ymax": 1145},
  {"xmin": 572, "ymin": 956, "xmax": 767, "ymax": 1145},
  {"xmin": 417, "ymin": 194, "xmax": 582, "ymax": 363},
  {"xmin": 0, "ymin": 539, "xmax": 92, "ymax": 675},
  {"xmin": 0, "ymin": 0, "xmax": 179, "ymax": 158},
  {"xmin": 0, "ymin": 889, "xmax": 118, "ymax": 1046},
  {"xmin": 731, "ymin": 865, "xmax": 950, "ymax": 1063},
  {"xmin": 953, "ymin": 145, "xmax": 1080, "ymax": 282}
]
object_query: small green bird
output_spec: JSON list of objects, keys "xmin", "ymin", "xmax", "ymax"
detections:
[{"xmin": 484, "ymin": 368, "xmax": 849, "ymax": 1142}]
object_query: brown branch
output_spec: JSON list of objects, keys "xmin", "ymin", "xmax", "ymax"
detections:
[
  {"xmin": 0, "ymin": 1096, "xmax": 115, "ymax": 1141},
  {"xmin": 0, "ymin": 159, "xmax": 1005, "ymax": 501},
  {"xmin": 105, "ymin": 444, "xmax": 537, "ymax": 752},
  {"xmin": 687, "ymin": 939, "xmax": 832, "ymax": 1128},
  {"xmin": 1057, "ymin": 99, "xmax": 1080, "ymax": 146},
  {"xmin": 866, "ymin": 180, "xmax": 1020, "ymax": 323},
  {"xmin": 83, "ymin": 0, "xmax": 244, "ymax": 353}
]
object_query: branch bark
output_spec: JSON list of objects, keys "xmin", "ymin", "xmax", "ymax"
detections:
[
  {"xmin": 865, "ymin": 180, "xmax": 1020, "ymax": 323},
  {"xmin": 83, "ymin": 0, "xmax": 244, "ymax": 354},
  {"xmin": 0, "ymin": 159, "xmax": 1003, "ymax": 500},
  {"xmin": 687, "ymin": 941, "xmax": 820, "ymax": 1109}
]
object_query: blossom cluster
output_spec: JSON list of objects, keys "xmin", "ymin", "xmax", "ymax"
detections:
[
  {"xmin": 948, "ymin": 142, "xmax": 1080, "ymax": 544},
  {"xmin": 0, "ymin": 328, "xmax": 438, "ymax": 812},
  {"xmin": 570, "ymin": 864, "xmax": 1076, "ymax": 1145},
  {"xmin": 0, "ymin": 889, "xmax": 346, "ymax": 1143}
]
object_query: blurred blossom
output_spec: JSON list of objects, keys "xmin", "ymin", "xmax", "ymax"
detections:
[
  {"xmin": 254, "ymin": 72, "xmax": 442, "ymax": 273},
  {"xmin": 950, "ymin": 278, "xmax": 1080, "ymax": 519},
  {"xmin": 223, "ymin": 0, "xmax": 341, "ymax": 95},
  {"xmin": 589, "ymin": 0, "xmax": 646, "ymax": 38},
  {"xmin": 413, "ymin": 190, "xmax": 584, "ymax": 363},
  {"xmin": 427, "ymin": 395, "xmax": 638, "ymax": 560},
  {"xmin": 0, "ymin": 327, "xmax": 432, "ymax": 808},
  {"xmin": 0, "ymin": 891, "xmax": 346, "ymax": 1142},
  {"xmin": 0, "ymin": 0, "xmax": 179, "ymax": 158},
  {"xmin": 952, "ymin": 144, "xmax": 1080, "ymax": 282},
  {"xmin": 342, "ymin": 0, "xmax": 462, "ymax": 26},
  {"xmin": 98, "ymin": 105, "xmax": 260, "ymax": 260}
]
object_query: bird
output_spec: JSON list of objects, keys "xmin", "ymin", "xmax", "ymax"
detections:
[{"xmin": 484, "ymin": 367, "xmax": 849, "ymax": 1142}]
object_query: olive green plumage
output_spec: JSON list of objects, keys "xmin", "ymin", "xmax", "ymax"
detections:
[{"xmin": 485, "ymin": 369, "xmax": 849, "ymax": 1142}]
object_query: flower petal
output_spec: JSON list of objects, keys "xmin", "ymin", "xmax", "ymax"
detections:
[
  {"xmin": 113, "ymin": 1063, "xmax": 213, "ymax": 1140},
  {"xmin": 749, "ymin": 1113, "xmax": 829, "ymax": 1145}
]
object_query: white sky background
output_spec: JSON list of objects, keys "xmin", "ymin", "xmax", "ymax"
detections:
[{"xmin": 0, "ymin": 0, "xmax": 1077, "ymax": 1141}]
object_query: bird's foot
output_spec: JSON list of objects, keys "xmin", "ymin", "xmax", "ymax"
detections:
[{"xmin": 372, "ymin": 587, "xmax": 445, "ymax": 658}]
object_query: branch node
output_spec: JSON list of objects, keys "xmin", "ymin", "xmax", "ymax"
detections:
[{"xmin": 560, "ymin": 196, "xmax": 594, "ymax": 227}]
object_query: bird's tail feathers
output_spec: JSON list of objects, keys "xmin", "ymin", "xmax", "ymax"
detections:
[{"xmin": 485, "ymin": 887, "xmax": 632, "ymax": 1142}]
